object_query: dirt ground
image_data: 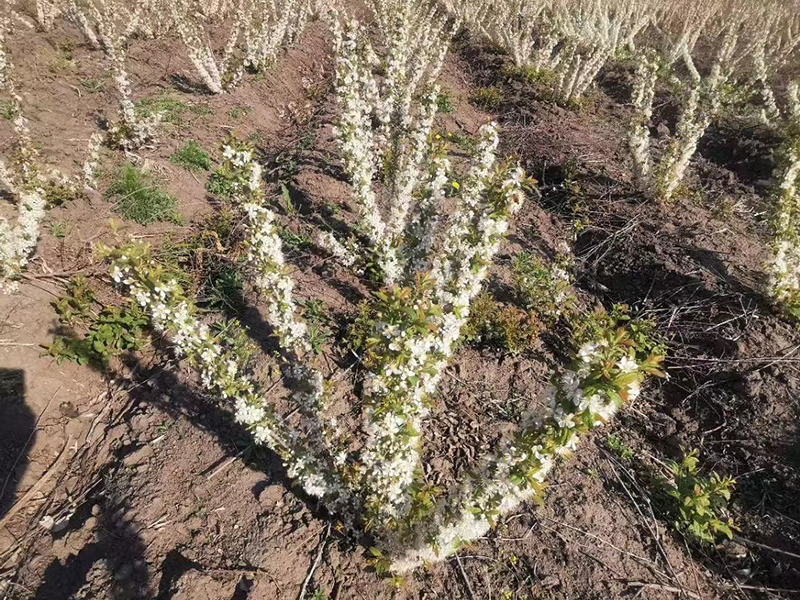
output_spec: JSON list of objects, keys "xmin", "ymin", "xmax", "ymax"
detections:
[{"xmin": 1, "ymin": 13, "xmax": 799, "ymax": 600}]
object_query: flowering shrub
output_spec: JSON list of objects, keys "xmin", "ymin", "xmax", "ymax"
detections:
[
  {"xmin": 447, "ymin": 0, "xmax": 650, "ymax": 105},
  {"xmin": 0, "ymin": 31, "xmax": 47, "ymax": 292},
  {"xmin": 626, "ymin": 3, "xmax": 759, "ymax": 201},
  {"xmin": 107, "ymin": 41, "xmax": 163, "ymax": 150},
  {"xmin": 12, "ymin": 0, "xmax": 673, "ymax": 572},
  {"xmin": 170, "ymin": 0, "xmax": 312, "ymax": 93},
  {"xmin": 386, "ymin": 306, "xmax": 665, "ymax": 570},
  {"xmin": 103, "ymin": 108, "xmax": 670, "ymax": 575}
]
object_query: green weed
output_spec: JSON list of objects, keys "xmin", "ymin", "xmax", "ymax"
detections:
[
  {"xmin": 501, "ymin": 64, "xmax": 555, "ymax": 87},
  {"xmin": 44, "ymin": 276, "xmax": 147, "ymax": 367},
  {"xmin": 606, "ymin": 434, "xmax": 634, "ymax": 461},
  {"xmin": 299, "ymin": 299, "xmax": 332, "ymax": 355},
  {"xmin": 42, "ymin": 178, "xmax": 81, "ymax": 207},
  {"xmin": 462, "ymin": 291, "xmax": 543, "ymax": 354},
  {"xmin": 229, "ymin": 105, "xmax": 252, "ymax": 119},
  {"xmin": 106, "ymin": 163, "xmax": 182, "ymax": 225},
  {"xmin": 512, "ymin": 251, "xmax": 575, "ymax": 323},
  {"xmin": 1, "ymin": 100, "xmax": 19, "ymax": 120},
  {"xmin": 471, "ymin": 86, "xmax": 504, "ymax": 110},
  {"xmin": 135, "ymin": 94, "xmax": 209, "ymax": 126},
  {"xmin": 436, "ymin": 91, "xmax": 455, "ymax": 114},
  {"xmin": 658, "ymin": 448, "xmax": 736, "ymax": 544},
  {"xmin": 79, "ymin": 78, "xmax": 106, "ymax": 94},
  {"xmin": 171, "ymin": 140, "xmax": 212, "ymax": 171},
  {"xmin": 48, "ymin": 221, "xmax": 67, "ymax": 238}
]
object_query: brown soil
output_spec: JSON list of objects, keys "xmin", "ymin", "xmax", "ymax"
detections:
[{"xmin": 1, "ymin": 16, "xmax": 799, "ymax": 600}]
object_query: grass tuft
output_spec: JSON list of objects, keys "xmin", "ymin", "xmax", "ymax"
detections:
[
  {"xmin": 171, "ymin": 140, "xmax": 212, "ymax": 171},
  {"xmin": 106, "ymin": 163, "xmax": 182, "ymax": 225},
  {"xmin": 135, "ymin": 94, "xmax": 210, "ymax": 126}
]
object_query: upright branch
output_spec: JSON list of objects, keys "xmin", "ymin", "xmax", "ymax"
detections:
[
  {"xmin": 325, "ymin": 5, "xmax": 452, "ymax": 284},
  {"xmin": 627, "ymin": 0, "xmax": 752, "ymax": 201},
  {"xmin": 768, "ymin": 82, "xmax": 800, "ymax": 320},
  {"xmin": 0, "ymin": 22, "xmax": 46, "ymax": 292}
]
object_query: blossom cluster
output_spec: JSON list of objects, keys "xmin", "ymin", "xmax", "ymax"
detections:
[
  {"xmin": 356, "ymin": 125, "xmax": 529, "ymax": 530},
  {"xmin": 628, "ymin": 51, "xmax": 658, "ymax": 185},
  {"xmin": 0, "ymin": 12, "xmax": 9, "ymax": 91},
  {"xmin": 208, "ymin": 137, "xmax": 262, "ymax": 200},
  {"xmin": 627, "ymin": 10, "xmax": 748, "ymax": 201},
  {"xmin": 0, "ymin": 186, "xmax": 46, "ymax": 293},
  {"xmin": 0, "ymin": 39, "xmax": 47, "ymax": 292},
  {"xmin": 242, "ymin": 0, "xmax": 310, "ymax": 73},
  {"xmin": 108, "ymin": 41, "xmax": 163, "ymax": 150},
  {"xmin": 0, "ymin": 26, "xmax": 100, "ymax": 290},
  {"xmin": 171, "ymin": 0, "xmax": 312, "ymax": 94},
  {"xmin": 35, "ymin": 0, "xmax": 62, "ymax": 31}
]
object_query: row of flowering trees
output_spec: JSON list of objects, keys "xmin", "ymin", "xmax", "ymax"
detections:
[
  {"xmin": 0, "ymin": 0, "xmax": 316, "ymax": 290},
  {"xmin": 445, "ymin": 0, "xmax": 800, "ymax": 321}
]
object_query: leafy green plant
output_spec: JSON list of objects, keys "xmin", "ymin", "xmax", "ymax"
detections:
[
  {"xmin": 1, "ymin": 100, "xmax": 19, "ymax": 120},
  {"xmin": 606, "ymin": 433, "xmax": 634, "ymax": 461},
  {"xmin": 299, "ymin": 299, "xmax": 332, "ymax": 355},
  {"xmin": 48, "ymin": 221, "xmax": 66, "ymax": 238},
  {"xmin": 658, "ymin": 448, "xmax": 736, "ymax": 544},
  {"xmin": 501, "ymin": 64, "xmax": 555, "ymax": 87},
  {"xmin": 512, "ymin": 251, "xmax": 574, "ymax": 323},
  {"xmin": 462, "ymin": 291, "xmax": 543, "ymax": 354},
  {"xmin": 436, "ymin": 91, "xmax": 455, "ymax": 113},
  {"xmin": 135, "ymin": 94, "xmax": 209, "ymax": 126},
  {"xmin": 229, "ymin": 105, "xmax": 252, "ymax": 119},
  {"xmin": 471, "ymin": 86, "xmax": 503, "ymax": 110},
  {"xmin": 206, "ymin": 136, "xmax": 258, "ymax": 200},
  {"xmin": 572, "ymin": 304, "xmax": 667, "ymax": 358},
  {"xmin": 171, "ymin": 140, "xmax": 212, "ymax": 171},
  {"xmin": 198, "ymin": 262, "xmax": 245, "ymax": 313},
  {"xmin": 107, "ymin": 163, "xmax": 182, "ymax": 225},
  {"xmin": 42, "ymin": 178, "xmax": 81, "ymax": 207},
  {"xmin": 79, "ymin": 78, "xmax": 106, "ymax": 94},
  {"xmin": 44, "ymin": 276, "xmax": 147, "ymax": 367},
  {"xmin": 278, "ymin": 225, "xmax": 313, "ymax": 251},
  {"xmin": 153, "ymin": 212, "xmax": 244, "ymax": 315}
]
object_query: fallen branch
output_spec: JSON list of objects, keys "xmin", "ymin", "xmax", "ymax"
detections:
[
  {"xmin": 0, "ymin": 437, "xmax": 73, "ymax": 532},
  {"xmin": 623, "ymin": 580, "xmax": 702, "ymax": 599},
  {"xmin": 297, "ymin": 522, "xmax": 330, "ymax": 600}
]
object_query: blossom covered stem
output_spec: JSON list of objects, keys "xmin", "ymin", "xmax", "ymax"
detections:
[
  {"xmin": 107, "ymin": 250, "xmax": 355, "ymax": 515},
  {"xmin": 388, "ymin": 330, "xmax": 663, "ymax": 571}
]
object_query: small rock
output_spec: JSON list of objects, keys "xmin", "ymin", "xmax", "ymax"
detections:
[
  {"xmin": 91, "ymin": 504, "xmax": 102, "ymax": 516},
  {"xmin": 123, "ymin": 445, "xmax": 154, "ymax": 467},
  {"xmin": 655, "ymin": 123, "xmax": 671, "ymax": 138},
  {"xmin": 541, "ymin": 575, "xmax": 561, "ymax": 589}
]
